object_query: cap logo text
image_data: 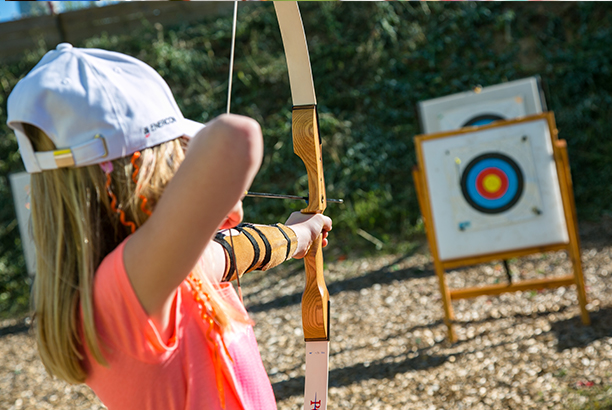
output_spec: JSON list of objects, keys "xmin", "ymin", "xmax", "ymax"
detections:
[{"xmin": 144, "ymin": 117, "xmax": 176, "ymax": 138}]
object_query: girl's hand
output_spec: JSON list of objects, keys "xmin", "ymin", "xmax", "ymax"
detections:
[{"xmin": 284, "ymin": 212, "xmax": 333, "ymax": 259}]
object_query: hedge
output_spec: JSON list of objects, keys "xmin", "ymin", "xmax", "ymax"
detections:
[{"xmin": 1, "ymin": 2, "xmax": 611, "ymax": 318}]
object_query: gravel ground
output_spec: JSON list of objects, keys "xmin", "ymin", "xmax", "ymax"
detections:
[{"xmin": 1, "ymin": 221, "xmax": 611, "ymax": 410}]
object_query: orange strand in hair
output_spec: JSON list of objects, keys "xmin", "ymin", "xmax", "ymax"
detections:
[
  {"xmin": 139, "ymin": 197, "xmax": 152, "ymax": 216},
  {"xmin": 131, "ymin": 151, "xmax": 152, "ymax": 216},
  {"xmin": 105, "ymin": 173, "xmax": 136, "ymax": 234},
  {"xmin": 186, "ymin": 272, "xmax": 233, "ymax": 409},
  {"xmin": 130, "ymin": 151, "xmax": 141, "ymax": 183}
]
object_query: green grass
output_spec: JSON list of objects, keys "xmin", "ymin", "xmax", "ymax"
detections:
[{"xmin": 570, "ymin": 386, "xmax": 612, "ymax": 410}]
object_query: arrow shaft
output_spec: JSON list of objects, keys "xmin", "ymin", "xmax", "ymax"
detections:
[{"xmin": 246, "ymin": 191, "xmax": 342, "ymax": 204}]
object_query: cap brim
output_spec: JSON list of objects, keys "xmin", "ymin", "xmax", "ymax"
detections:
[{"xmin": 181, "ymin": 119, "xmax": 206, "ymax": 139}]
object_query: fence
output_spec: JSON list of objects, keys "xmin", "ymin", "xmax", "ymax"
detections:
[{"xmin": 0, "ymin": 2, "xmax": 233, "ymax": 62}]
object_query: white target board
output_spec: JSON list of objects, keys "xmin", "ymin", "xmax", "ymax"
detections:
[
  {"xmin": 9, "ymin": 172, "xmax": 36, "ymax": 276},
  {"xmin": 418, "ymin": 77, "xmax": 545, "ymax": 134},
  {"xmin": 419, "ymin": 116, "xmax": 568, "ymax": 261}
]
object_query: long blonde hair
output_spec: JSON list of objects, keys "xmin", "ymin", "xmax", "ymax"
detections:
[{"xmin": 24, "ymin": 124, "xmax": 244, "ymax": 384}]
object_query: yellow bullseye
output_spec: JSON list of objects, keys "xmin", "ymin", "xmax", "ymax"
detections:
[{"xmin": 482, "ymin": 174, "xmax": 502, "ymax": 193}]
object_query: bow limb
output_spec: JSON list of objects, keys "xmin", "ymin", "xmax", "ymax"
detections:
[{"xmin": 274, "ymin": 2, "xmax": 330, "ymax": 409}]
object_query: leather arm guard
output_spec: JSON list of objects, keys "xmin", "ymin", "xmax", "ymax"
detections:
[{"xmin": 215, "ymin": 223, "xmax": 298, "ymax": 282}]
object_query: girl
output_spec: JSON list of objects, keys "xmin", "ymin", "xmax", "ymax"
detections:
[{"xmin": 7, "ymin": 43, "xmax": 332, "ymax": 410}]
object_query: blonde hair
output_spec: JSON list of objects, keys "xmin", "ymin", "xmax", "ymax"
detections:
[{"xmin": 24, "ymin": 124, "xmax": 245, "ymax": 384}]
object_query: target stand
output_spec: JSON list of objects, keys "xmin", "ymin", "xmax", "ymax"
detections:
[{"xmin": 412, "ymin": 112, "xmax": 589, "ymax": 342}]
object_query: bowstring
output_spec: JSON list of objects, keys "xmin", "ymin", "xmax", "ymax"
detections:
[
  {"xmin": 226, "ymin": 1, "xmax": 238, "ymax": 115},
  {"xmin": 226, "ymin": 1, "xmax": 243, "ymax": 304}
]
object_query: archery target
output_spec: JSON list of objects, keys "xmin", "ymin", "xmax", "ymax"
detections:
[
  {"xmin": 418, "ymin": 77, "xmax": 545, "ymax": 134},
  {"xmin": 418, "ymin": 116, "xmax": 568, "ymax": 261},
  {"xmin": 460, "ymin": 153, "xmax": 524, "ymax": 214}
]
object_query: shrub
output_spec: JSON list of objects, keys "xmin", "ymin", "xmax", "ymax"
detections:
[{"xmin": 1, "ymin": 2, "xmax": 611, "ymax": 317}]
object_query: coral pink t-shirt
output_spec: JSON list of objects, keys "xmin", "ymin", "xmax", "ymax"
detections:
[{"xmin": 82, "ymin": 239, "xmax": 277, "ymax": 410}]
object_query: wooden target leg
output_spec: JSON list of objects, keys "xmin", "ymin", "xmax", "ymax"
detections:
[
  {"xmin": 554, "ymin": 139, "xmax": 590, "ymax": 325},
  {"xmin": 412, "ymin": 165, "xmax": 457, "ymax": 342},
  {"xmin": 434, "ymin": 259, "xmax": 456, "ymax": 342},
  {"xmin": 569, "ymin": 243, "xmax": 590, "ymax": 325}
]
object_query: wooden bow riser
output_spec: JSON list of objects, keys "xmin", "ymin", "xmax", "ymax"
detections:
[
  {"xmin": 292, "ymin": 105, "xmax": 330, "ymax": 342},
  {"xmin": 301, "ymin": 235, "xmax": 329, "ymax": 341},
  {"xmin": 292, "ymin": 106, "xmax": 326, "ymax": 214}
]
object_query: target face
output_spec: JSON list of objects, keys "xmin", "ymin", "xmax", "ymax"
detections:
[
  {"xmin": 417, "ymin": 114, "xmax": 568, "ymax": 261},
  {"xmin": 460, "ymin": 153, "xmax": 524, "ymax": 214}
]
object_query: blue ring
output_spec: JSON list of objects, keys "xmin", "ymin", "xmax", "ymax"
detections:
[
  {"xmin": 465, "ymin": 159, "xmax": 518, "ymax": 209},
  {"xmin": 460, "ymin": 153, "xmax": 524, "ymax": 214}
]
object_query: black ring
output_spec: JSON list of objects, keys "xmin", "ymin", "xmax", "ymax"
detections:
[
  {"xmin": 244, "ymin": 224, "xmax": 273, "ymax": 269},
  {"xmin": 460, "ymin": 152, "xmax": 524, "ymax": 214},
  {"xmin": 274, "ymin": 224, "xmax": 293, "ymax": 261},
  {"xmin": 214, "ymin": 233, "xmax": 235, "ymax": 282},
  {"xmin": 235, "ymin": 224, "xmax": 260, "ymax": 273}
]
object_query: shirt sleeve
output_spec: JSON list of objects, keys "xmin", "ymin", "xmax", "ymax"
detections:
[{"xmin": 92, "ymin": 238, "xmax": 181, "ymax": 363}]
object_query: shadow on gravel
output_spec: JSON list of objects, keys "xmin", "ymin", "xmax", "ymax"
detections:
[
  {"xmin": 551, "ymin": 307, "xmax": 612, "ymax": 351},
  {"xmin": 453, "ymin": 303, "xmax": 575, "ymax": 330},
  {"xmin": 272, "ymin": 352, "xmax": 449, "ymax": 401},
  {"xmin": 247, "ymin": 254, "xmax": 433, "ymax": 314},
  {"xmin": 0, "ymin": 318, "xmax": 30, "ymax": 338}
]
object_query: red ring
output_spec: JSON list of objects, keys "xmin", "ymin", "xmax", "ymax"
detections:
[{"xmin": 475, "ymin": 167, "xmax": 508, "ymax": 199}]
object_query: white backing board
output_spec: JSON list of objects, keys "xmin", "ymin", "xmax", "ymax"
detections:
[
  {"xmin": 420, "ymin": 117, "xmax": 568, "ymax": 261},
  {"xmin": 418, "ymin": 77, "xmax": 545, "ymax": 133}
]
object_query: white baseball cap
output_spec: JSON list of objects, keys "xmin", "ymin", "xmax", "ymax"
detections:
[{"xmin": 7, "ymin": 43, "xmax": 206, "ymax": 173}]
